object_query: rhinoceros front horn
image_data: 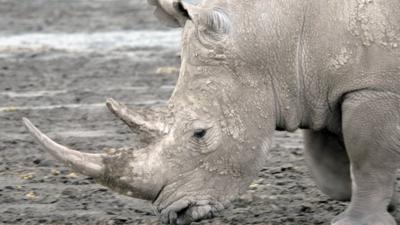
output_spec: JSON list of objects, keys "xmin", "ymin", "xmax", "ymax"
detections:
[{"xmin": 22, "ymin": 118, "xmax": 106, "ymax": 178}]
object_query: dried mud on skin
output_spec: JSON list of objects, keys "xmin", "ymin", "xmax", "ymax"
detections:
[{"xmin": 0, "ymin": 0, "xmax": 399, "ymax": 225}]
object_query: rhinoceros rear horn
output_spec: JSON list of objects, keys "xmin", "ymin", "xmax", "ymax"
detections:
[
  {"xmin": 106, "ymin": 98, "xmax": 168, "ymax": 140},
  {"xmin": 22, "ymin": 118, "xmax": 106, "ymax": 178}
]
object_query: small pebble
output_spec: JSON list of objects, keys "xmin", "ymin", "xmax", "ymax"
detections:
[
  {"xmin": 20, "ymin": 173, "xmax": 34, "ymax": 180},
  {"xmin": 156, "ymin": 67, "xmax": 179, "ymax": 75},
  {"xmin": 67, "ymin": 172, "xmax": 78, "ymax": 177},
  {"xmin": 26, "ymin": 191, "xmax": 38, "ymax": 199},
  {"xmin": 51, "ymin": 169, "xmax": 60, "ymax": 176}
]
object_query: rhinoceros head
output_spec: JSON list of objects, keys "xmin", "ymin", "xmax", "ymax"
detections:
[{"xmin": 23, "ymin": 0, "xmax": 277, "ymax": 224}]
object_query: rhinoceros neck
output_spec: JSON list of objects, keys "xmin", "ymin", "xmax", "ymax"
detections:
[
  {"xmin": 266, "ymin": 0, "xmax": 340, "ymax": 132},
  {"xmin": 231, "ymin": 0, "xmax": 366, "ymax": 132},
  {"xmin": 229, "ymin": 1, "xmax": 312, "ymax": 131}
]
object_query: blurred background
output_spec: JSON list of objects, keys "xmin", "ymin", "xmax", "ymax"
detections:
[{"xmin": 0, "ymin": 1, "xmax": 397, "ymax": 225}]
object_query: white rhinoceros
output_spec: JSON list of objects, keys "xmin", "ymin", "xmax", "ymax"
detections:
[{"xmin": 23, "ymin": 0, "xmax": 400, "ymax": 224}]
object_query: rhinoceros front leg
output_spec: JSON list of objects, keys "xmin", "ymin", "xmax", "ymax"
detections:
[
  {"xmin": 303, "ymin": 129, "xmax": 351, "ymax": 201},
  {"xmin": 332, "ymin": 91, "xmax": 400, "ymax": 225}
]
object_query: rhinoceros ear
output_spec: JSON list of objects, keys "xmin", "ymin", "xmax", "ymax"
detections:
[
  {"xmin": 149, "ymin": 0, "xmax": 231, "ymax": 37},
  {"xmin": 148, "ymin": 0, "xmax": 199, "ymax": 27}
]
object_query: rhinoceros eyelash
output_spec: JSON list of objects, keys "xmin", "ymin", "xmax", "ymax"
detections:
[
  {"xmin": 189, "ymin": 129, "xmax": 220, "ymax": 153},
  {"xmin": 193, "ymin": 129, "xmax": 207, "ymax": 138},
  {"xmin": 188, "ymin": 127, "xmax": 209, "ymax": 140}
]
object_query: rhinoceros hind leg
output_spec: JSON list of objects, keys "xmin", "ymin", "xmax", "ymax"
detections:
[
  {"xmin": 303, "ymin": 129, "xmax": 351, "ymax": 201},
  {"xmin": 332, "ymin": 91, "xmax": 400, "ymax": 225}
]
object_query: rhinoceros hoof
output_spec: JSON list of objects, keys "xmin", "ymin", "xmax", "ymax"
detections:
[{"xmin": 331, "ymin": 211, "xmax": 396, "ymax": 225}]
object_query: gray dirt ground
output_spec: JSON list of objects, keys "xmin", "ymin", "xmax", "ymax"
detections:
[{"xmin": 0, "ymin": 1, "xmax": 398, "ymax": 225}]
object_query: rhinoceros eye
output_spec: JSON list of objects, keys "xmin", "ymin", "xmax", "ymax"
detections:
[{"xmin": 193, "ymin": 129, "xmax": 207, "ymax": 139}]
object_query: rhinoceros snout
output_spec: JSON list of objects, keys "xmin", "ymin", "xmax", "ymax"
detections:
[{"xmin": 157, "ymin": 198, "xmax": 225, "ymax": 225}]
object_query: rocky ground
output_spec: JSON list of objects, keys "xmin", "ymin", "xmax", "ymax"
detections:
[{"xmin": 0, "ymin": 1, "xmax": 398, "ymax": 225}]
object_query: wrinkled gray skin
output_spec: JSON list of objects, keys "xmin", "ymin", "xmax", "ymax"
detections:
[{"xmin": 23, "ymin": 0, "xmax": 400, "ymax": 225}]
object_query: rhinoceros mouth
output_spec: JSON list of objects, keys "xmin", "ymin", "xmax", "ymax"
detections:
[
  {"xmin": 153, "ymin": 187, "xmax": 225, "ymax": 225},
  {"xmin": 156, "ymin": 197, "xmax": 224, "ymax": 225}
]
